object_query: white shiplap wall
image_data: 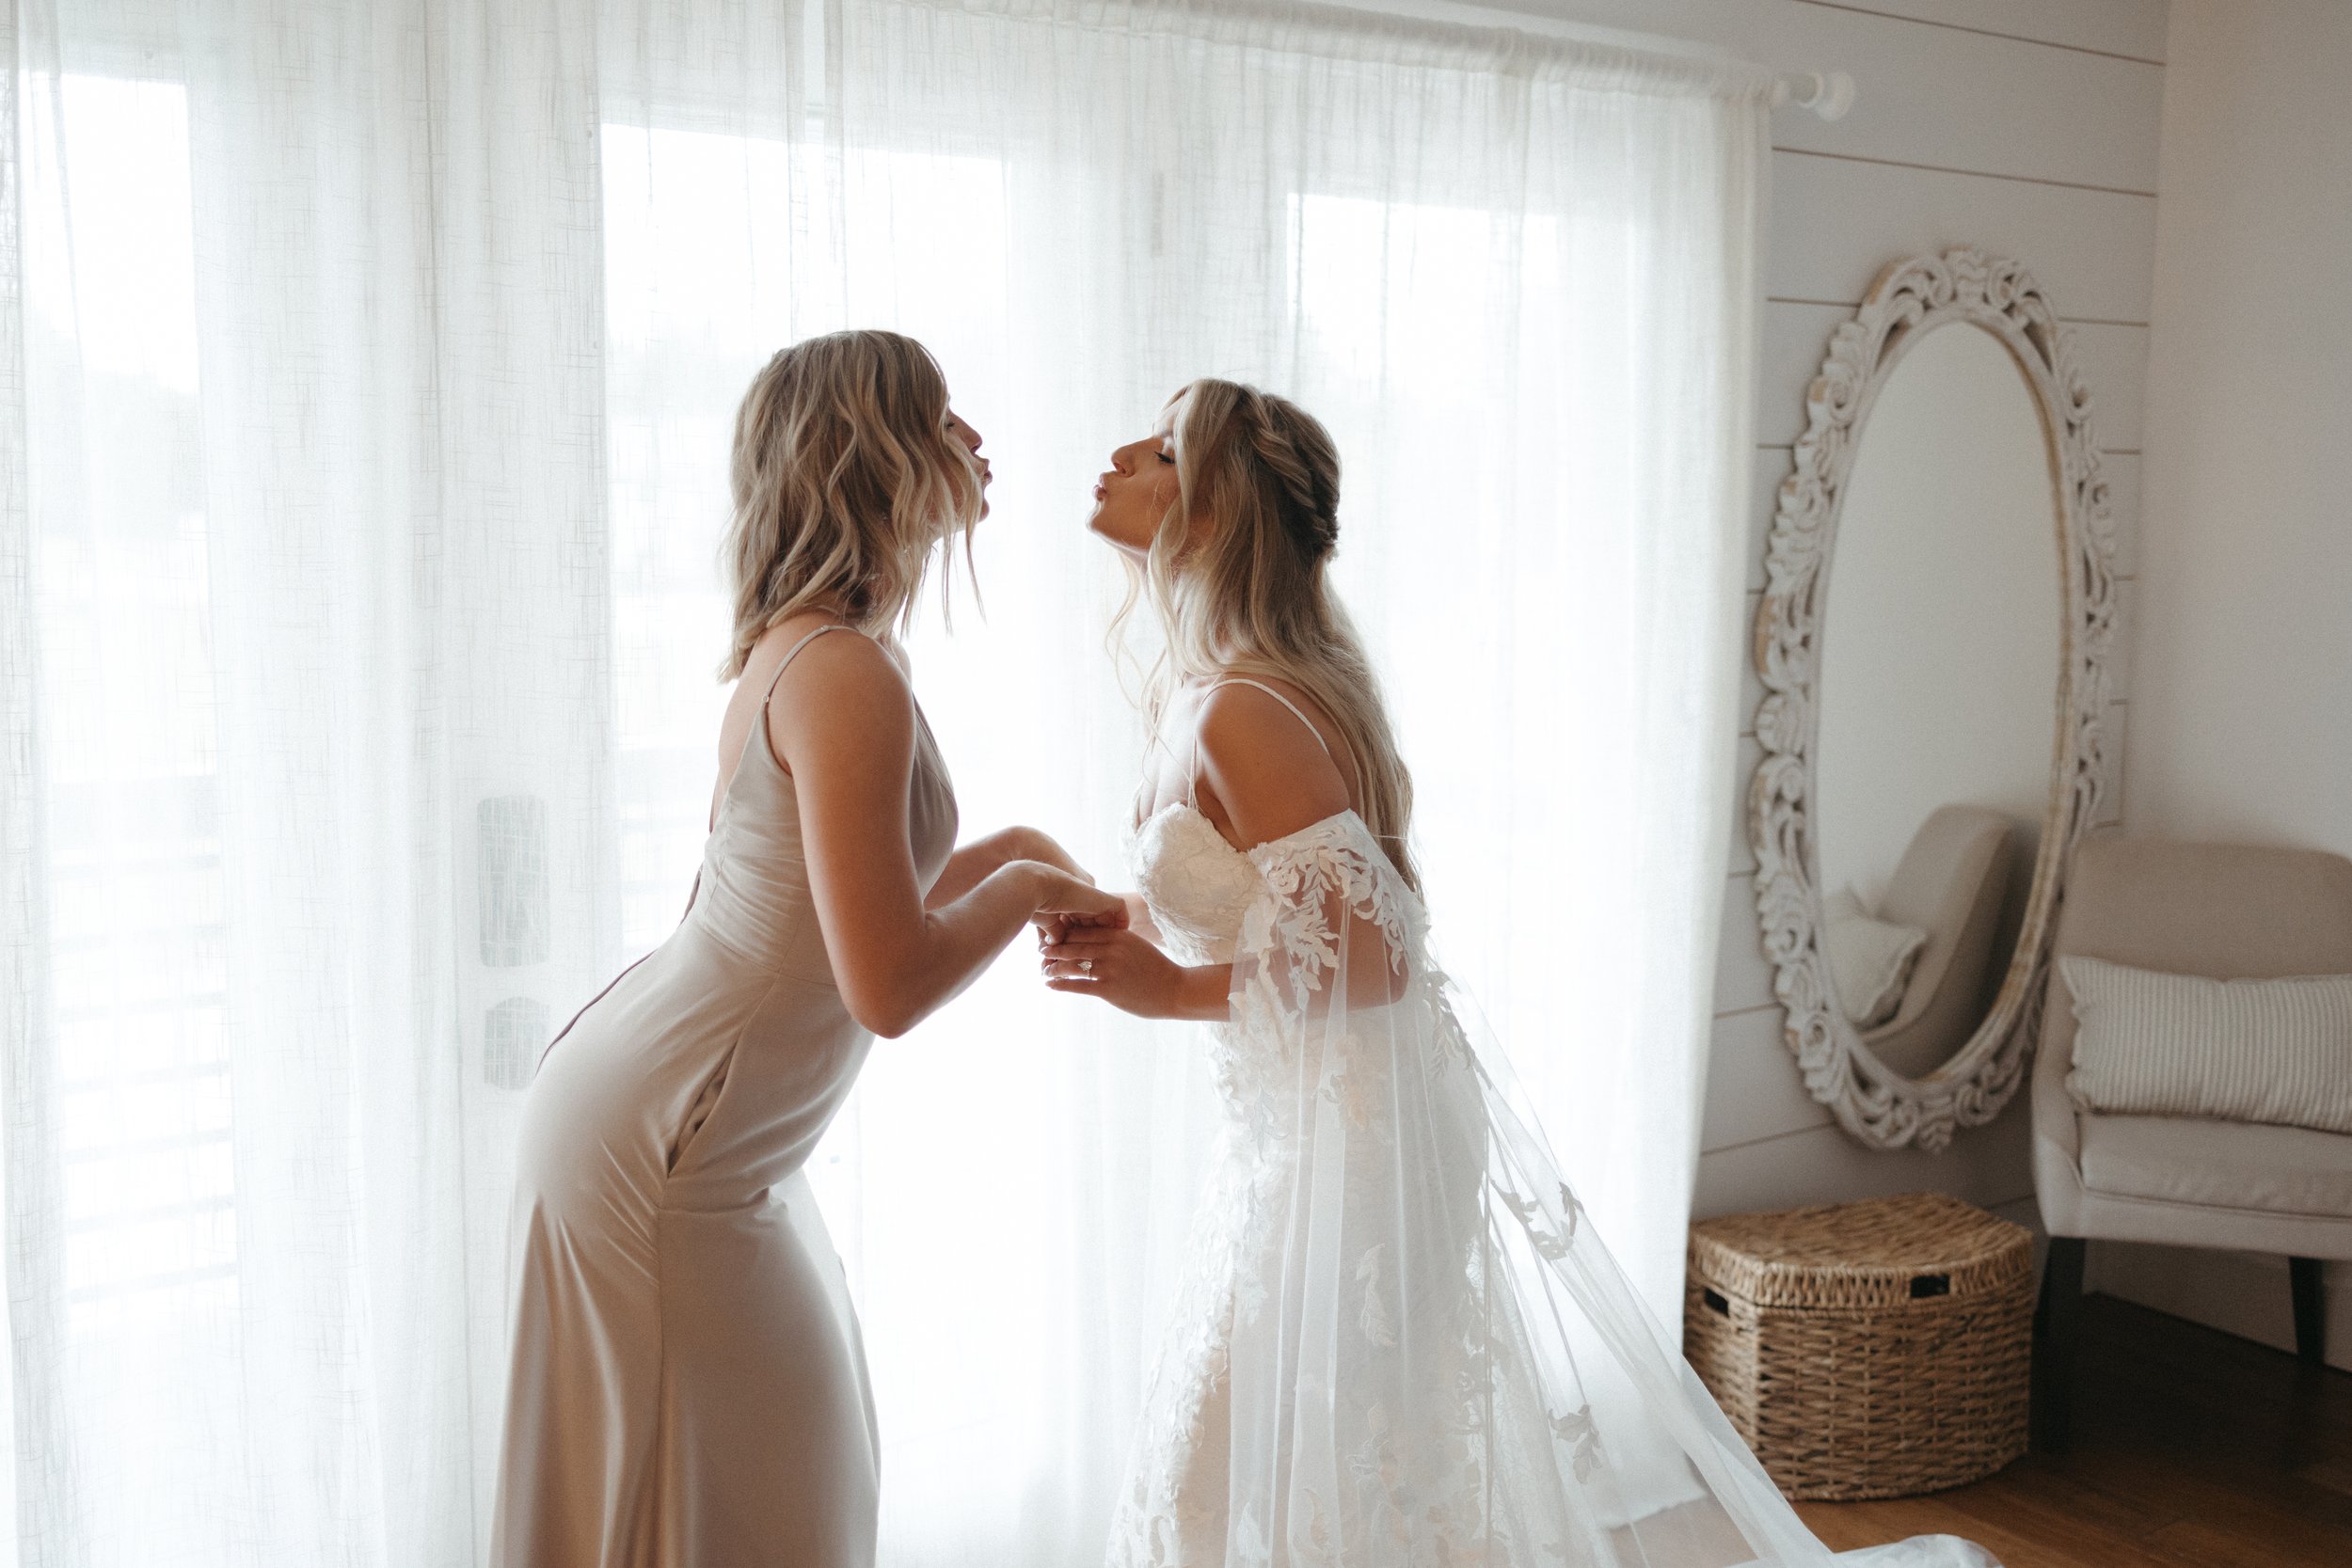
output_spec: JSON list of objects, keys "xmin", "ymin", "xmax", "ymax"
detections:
[
  {"xmin": 1704, "ymin": 0, "xmax": 2162, "ymax": 1221},
  {"xmin": 1460, "ymin": 0, "xmax": 2169, "ymax": 1221},
  {"xmin": 1718, "ymin": 1, "xmax": 2160, "ymax": 1220}
]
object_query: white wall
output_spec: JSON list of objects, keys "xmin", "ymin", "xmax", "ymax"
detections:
[
  {"xmin": 1489, "ymin": 0, "xmax": 2167, "ymax": 1223},
  {"xmin": 2102, "ymin": 0, "xmax": 2352, "ymax": 1368},
  {"xmin": 2129, "ymin": 0, "xmax": 2352, "ymax": 853}
]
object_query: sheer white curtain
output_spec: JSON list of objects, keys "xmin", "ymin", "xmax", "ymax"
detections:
[
  {"xmin": 5, "ymin": 3, "xmax": 611, "ymax": 1561},
  {"xmin": 0, "ymin": 0, "xmax": 1761, "ymax": 1561}
]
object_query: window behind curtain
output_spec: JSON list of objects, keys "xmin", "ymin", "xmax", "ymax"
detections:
[
  {"xmin": 19, "ymin": 71, "xmax": 252, "ymax": 1547},
  {"xmin": 4, "ymin": 8, "xmax": 1759, "ymax": 1560},
  {"xmin": 590, "ymin": 90, "xmax": 1669, "ymax": 1566}
]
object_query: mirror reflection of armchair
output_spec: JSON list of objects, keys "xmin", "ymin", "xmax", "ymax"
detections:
[{"xmin": 1860, "ymin": 805, "xmax": 2015, "ymax": 1081}]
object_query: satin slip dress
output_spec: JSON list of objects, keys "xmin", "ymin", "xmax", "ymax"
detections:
[{"xmin": 492, "ymin": 625, "xmax": 958, "ymax": 1568}]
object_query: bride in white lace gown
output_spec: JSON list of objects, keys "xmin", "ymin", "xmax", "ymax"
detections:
[{"xmin": 1040, "ymin": 379, "xmax": 2000, "ymax": 1568}]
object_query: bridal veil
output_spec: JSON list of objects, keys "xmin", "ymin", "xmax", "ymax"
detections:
[{"xmin": 1201, "ymin": 812, "xmax": 1993, "ymax": 1568}]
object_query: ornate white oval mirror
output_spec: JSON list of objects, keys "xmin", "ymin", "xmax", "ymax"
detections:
[{"xmin": 1751, "ymin": 246, "xmax": 2119, "ymax": 1150}]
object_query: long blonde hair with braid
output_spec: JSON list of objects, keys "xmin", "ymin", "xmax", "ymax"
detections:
[
  {"xmin": 1125, "ymin": 378, "xmax": 1419, "ymax": 891},
  {"xmin": 718, "ymin": 330, "xmax": 983, "ymax": 681}
]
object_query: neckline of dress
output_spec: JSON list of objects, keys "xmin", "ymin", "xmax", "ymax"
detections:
[{"xmin": 1134, "ymin": 799, "xmax": 1364, "ymax": 861}]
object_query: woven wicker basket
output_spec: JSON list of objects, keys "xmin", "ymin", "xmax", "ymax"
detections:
[{"xmin": 1683, "ymin": 1191, "xmax": 2032, "ymax": 1500}]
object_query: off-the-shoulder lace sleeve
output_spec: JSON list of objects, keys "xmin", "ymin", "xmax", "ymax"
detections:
[{"xmin": 1231, "ymin": 816, "xmax": 1422, "ymax": 1031}]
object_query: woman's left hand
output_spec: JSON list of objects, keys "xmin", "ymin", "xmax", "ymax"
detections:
[{"xmin": 1040, "ymin": 925, "xmax": 1219, "ymax": 1020}]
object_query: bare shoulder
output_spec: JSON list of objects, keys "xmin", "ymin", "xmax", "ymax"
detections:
[
  {"xmin": 1194, "ymin": 678, "xmax": 1335, "ymax": 768},
  {"xmin": 1194, "ymin": 678, "xmax": 1351, "ymax": 847},
  {"xmin": 748, "ymin": 619, "xmax": 914, "ymax": 776}
]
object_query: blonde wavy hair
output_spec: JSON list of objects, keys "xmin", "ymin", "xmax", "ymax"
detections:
[
  {"xmin": 719, "ymin": 330, "xmax": 983, "ymax": 681},
  {"xmin": 1125, "ymin": 378, "xmax": 1419, "ymax": 891}
]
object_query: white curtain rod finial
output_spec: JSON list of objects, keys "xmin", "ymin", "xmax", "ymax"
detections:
[{"xmin": 1772, "ymin": 70, "xmax": 1855, "ymax": 121}]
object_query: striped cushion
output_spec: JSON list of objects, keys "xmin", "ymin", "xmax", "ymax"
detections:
[{"xmin": 2061, "ymin": 955, "xmax": 2352, "ymax": 1135}]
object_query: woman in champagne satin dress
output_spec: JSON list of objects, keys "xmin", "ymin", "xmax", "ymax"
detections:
[{"xmin": 491, "ymin": 330, "xmax": 1121, "ymax": 1568}]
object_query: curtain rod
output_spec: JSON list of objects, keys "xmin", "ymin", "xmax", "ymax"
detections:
[
  {"xmin": 1330, "ymin": 0, "xmax": 1857, "ymax": 119},
  {"xmin": 1772, "ymin": 70, "xmax": 1855, "ymax": 120}
]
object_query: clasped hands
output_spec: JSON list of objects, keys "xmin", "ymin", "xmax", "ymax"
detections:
[
  {"xmin": 1002, "ymin": 827, "xmax": 1219, "ymax": 1022},
  {"xmin": 1033, "ymin": 893, "xmax": 1191, "ymax": 1018},
  {"xmin": 1035, "ymin": 895, "xmax": 1235, "ymax": 1021}
]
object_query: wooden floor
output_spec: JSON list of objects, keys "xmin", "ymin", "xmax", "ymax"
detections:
[{"xmin": 1795, "ymin": 1293, "xmax": 2352, "ymax": 1567}]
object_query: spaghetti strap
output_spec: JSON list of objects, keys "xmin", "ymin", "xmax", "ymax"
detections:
[
  {"xmin": 1205, "ymin": 677, "xmax": 1332, "ymax": 759},
  {"xmin": 710, "ymin": 624, "xmax": 864, "ymax": 821},
  {"xmin": 1191, "ymin": 675, "xmax": 1360, "ymax": 807},
  {"xmin": 762, "ymin": 623, "xmax": 859, "ymax": 704}
]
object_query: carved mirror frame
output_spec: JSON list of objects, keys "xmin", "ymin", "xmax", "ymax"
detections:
[{"xmin": 1750, "ymin": 245, "xmax": 2119, "ymax": 1151}]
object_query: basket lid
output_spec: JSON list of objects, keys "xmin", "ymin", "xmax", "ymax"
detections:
[{"xmin": 1689, "ymin": 1191, "xmax": 2031, "ymax": 1310}]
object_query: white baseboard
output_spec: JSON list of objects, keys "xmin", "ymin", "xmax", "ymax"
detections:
[{"xmin": 2085, "ymin": 1241, "xmax": 2350, "ymax": 1373}]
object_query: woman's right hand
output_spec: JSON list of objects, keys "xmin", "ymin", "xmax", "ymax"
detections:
[{"xmin": 1021, "ymin": 863, "xmax": 1129, "ymax": 927}]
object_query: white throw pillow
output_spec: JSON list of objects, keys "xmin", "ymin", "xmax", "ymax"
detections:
[
  {"xmin": 2061, "ymin": 955, "xmax": 2352, "ymax": 1136},
  {"xmin": 1822, "ymin": 887, "xmax": 1928, "ymax": 1029}
]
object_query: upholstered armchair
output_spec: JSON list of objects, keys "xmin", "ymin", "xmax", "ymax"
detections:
[
  {"xmin": 2031, "ymin": 835, "xmax": 2352, "ymax": 1449},
  {"xmin": 1863, "ymin": 804, "xmax": 2015, "ymax": 1081}
]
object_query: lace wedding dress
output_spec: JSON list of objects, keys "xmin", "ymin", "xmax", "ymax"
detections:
[{"xmin": 1104, "ymin": 684, "xmax": 1998, "ymax": 1568}]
